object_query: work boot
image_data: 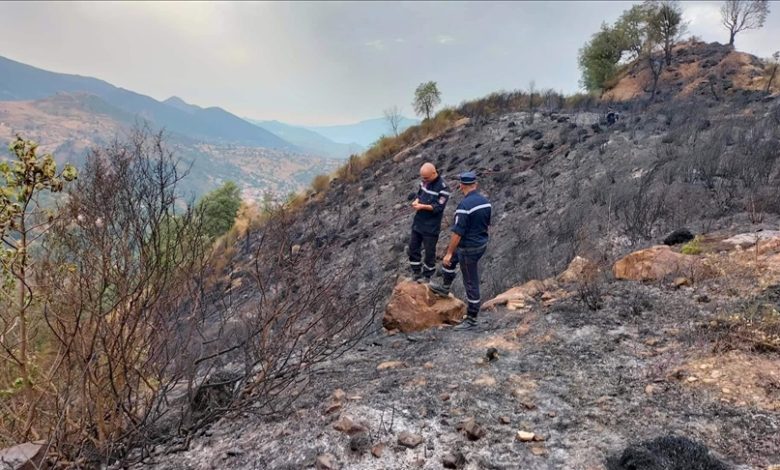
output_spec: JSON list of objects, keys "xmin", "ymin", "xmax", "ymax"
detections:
[
  {"xmin": 453, "ymin": 315, "xmax": 478, "ymax": 331},
  {"xmin": 412, "ymin": 272, "xmax": 424, "ymax": 283},
  {"xmin": 428, "ymin": 282, "xmax": 451, "ymax": 297},
  {"xmin": 419, "ymin": 275, "xmax": 432, "ymax": 284}
]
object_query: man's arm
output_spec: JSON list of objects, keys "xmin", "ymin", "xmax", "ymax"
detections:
[{"xmin": 445, "ymin": 233, "xmax": 461, "ymax": 257}]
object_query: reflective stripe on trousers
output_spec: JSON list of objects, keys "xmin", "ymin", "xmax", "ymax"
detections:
[{"xmin": 441, "ymin": 244, "xmax": 486, "ymax": 316}]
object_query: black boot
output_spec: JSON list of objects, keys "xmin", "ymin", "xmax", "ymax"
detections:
[
  {"xmin": 453, "ymin": 315, "xmax": 478, "ymax": 331},
  {"xmin": 428, "ymin": 282, "xmax": 451, "ymax": 297}
]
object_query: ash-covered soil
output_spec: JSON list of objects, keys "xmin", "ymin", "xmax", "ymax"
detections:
[{"xmin": 141, "ymin": 280, "xmax": 779, "ymax": 470}]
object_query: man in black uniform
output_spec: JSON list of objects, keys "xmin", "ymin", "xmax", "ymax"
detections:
[
  {"xmin": 429, "ymin": 171, "xmax": 491, "ymax": 331},
  {"xmin": 408, "ymin": 162, "xmax": 450, "ymax": 283}
]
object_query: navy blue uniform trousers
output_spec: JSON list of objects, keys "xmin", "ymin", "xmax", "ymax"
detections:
[
  {"xmin": 409, "ymin": 229, "xmax": 438, "ymax": 278},
  {"xmin": 441, "ymin": 244, "xmax": 486, "ymax": 317}
]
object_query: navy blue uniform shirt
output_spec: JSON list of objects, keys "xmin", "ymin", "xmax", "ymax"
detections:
[
  {"xmin": 451, "ymin": 190, "xmax": 491, "ymax": 248},
  {"xmin": 412, "ymin": 175, "xmax": 450, "ymax": 235}
]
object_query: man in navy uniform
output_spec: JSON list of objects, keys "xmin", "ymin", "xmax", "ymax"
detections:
[
  {"xmin": 409, "ymin": 162, "xmax": 450, "ymax": 283},
  {"xmin": 429, "ymin": 171, "xmax": 491, "ymax": 330}
]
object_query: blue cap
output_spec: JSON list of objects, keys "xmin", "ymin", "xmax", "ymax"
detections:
[{"xmin": 457, "ymin": 171, "xmax": 477, "ymax": 184}]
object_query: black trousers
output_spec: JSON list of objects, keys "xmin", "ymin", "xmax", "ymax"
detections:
[
  {"xmin": 441, "ymin": 244, "xmax": 487, "ymax": 317},
  {"xmin": 408, "ymin": 229, "xmax": 438, "ymax": 278}
]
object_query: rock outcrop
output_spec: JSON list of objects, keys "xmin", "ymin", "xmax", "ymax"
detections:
[
  {"xmin": 612, "ymin": 245, "xmax": 715, "ymax": 281},
  {"xmin": 383, "ymin": 280, "xmax": 465, "ymax": 332}
]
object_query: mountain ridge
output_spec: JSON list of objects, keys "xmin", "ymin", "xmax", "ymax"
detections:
[
  {"xmin": 305, "ymin": 116, "xmax": 419, "ymax": 147},
  {"xmin": 0, "ymin": 54, "xmax": 293, "ymax": 149}
]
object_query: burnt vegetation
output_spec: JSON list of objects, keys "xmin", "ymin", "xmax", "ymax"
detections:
[{"xmin": 0, "ymin": 128, "xmax": 385, "ymax": 467}]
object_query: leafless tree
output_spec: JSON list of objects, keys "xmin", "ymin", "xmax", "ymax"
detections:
[
  {"xmin": 383, "ymin": 105, "xmax": 403, "ymax": 137},
  {"xmin": 0, "ymin": 127, "xmax": 384, "ymax": 467},
  {"xmin": 721, "ymin": 0, "xmax": 770, "ymax": 47},
  {"xmin": 765, "ymin": 51, "xmax": 779, "ymax": 92}
]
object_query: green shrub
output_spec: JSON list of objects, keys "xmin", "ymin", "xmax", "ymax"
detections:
[{"xmin": 681, "ymin": 236, "xmax": 702, "ymax": 255}]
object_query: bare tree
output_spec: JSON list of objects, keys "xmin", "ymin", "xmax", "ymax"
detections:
[
  {"xmin": 383, "ymin": 105, "xmax": 403, "ymax": 137},
  {"xmin": 765, "ymin": 51, "xmax": 780, "ymax": 92},
  {"xmin": 0, "ymin": 128, "xmax": 384, "ymax": 467},
  {"xmin": 721, "ymin": 0, "xmax": 770, "ymax": 47}
]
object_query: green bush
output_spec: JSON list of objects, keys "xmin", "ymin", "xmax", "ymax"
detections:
[
  {"xmin": 681, "ymin": 236, "xmax": 702, "ymax": 255},
  {"xmin": 198, "ymin": 181, "xmax": 242, "ymax": 239}
]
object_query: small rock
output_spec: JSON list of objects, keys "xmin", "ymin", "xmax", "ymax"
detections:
[
  {"xmin": 673, "ymin": 277, "xmax": 691, "ymax": 288},
  {"xmin": 474, "ymin": 374, "xmax": 496, "ymax": 387},
  {"xmin": 324, "ymin": 402, "xmax": 342, "ymax": 415},
  {"xmin": 423, "ymin": 362, "xmax": 435, "ymax": 369},
  {"xmin": 377, "ymin": 360, "xmax": 405, "ymax": 371},
  {"xmin": 398, "ymin": 431, "xmax": 424, "ymax": 448},
  {"xmin": 439, "ymin": 393, "xmax": 451, "ymax": 401},
  {"xmin": 486, "ymin": 348, "xmax": 499, "ymax": 362},
  {"xmin": 332, "ymin": 416, "xmax": 367, "ymax": 435},
  {"xmin": 0, "ymin": 443, "xmax": 47, "ymax": 470},
  {"xmin": 331, "ymin": 389, "xmax": 346, "ymax": 401},
  {"xmin": 499, "ymin": 416, "xmax": 511, "ymax": 424},
  {"xmin": 645, "ymin": 384, "xmax": 655, "ymax": 395},
  {"xmin": 530, "ymin": 446, "xmax": 548, "ymax": 456},
  {"xmin": 349, "ymin": 433, "xmax": 371, "ymax": 454},
  {"xmin": 517, "ymin": 431, "xmax": 535, "ymax": 442},
  {"xmin": 442, "ymin": 451, "xmax": 467, "ymax": 469},
  {"xmin": 371, "ymin": 443, "xmax": 385, "ymax": 458},
  {"xmin": 696, "ymin": 295, "xmax": 711, "ymax": 303},
  {"xmin": 315, "ymin": 453, "xmax": 338, "ymax": 470},
  {"xmin": 547, "ymin": 411, "xmax": 556, "ymax": 418},
  {"xmin": 687, "ymin": 376, "xmax": 698, "ymax": 383},
  {"xmin": 458, "ymin": 418, "xmax": 486, "ymax": 441}
]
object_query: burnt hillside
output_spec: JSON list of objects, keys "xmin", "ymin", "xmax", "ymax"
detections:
[
  {"xmin": 275, "ymin": 92, "xmax": 780, "ymax": 304},
  {"xmin": 137, "ymin": 46, "xmax": 780, "ymax": 470}
]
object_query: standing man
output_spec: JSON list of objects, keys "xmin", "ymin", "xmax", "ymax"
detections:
[
  {"xmin": 409, "ymin": 162, "xmax": 450, "ymax": 283},
  {"xmin": 429, "ymin": 171, "xmax": 491, "ymax": 331}
]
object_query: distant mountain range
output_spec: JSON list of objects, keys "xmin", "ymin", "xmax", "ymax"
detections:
[
  {"xmin": 0, "ymin": 53, "xmax": 421, "ymax": 197},
  {"xmin": 245, "ymin": 119, "xmax": 364, "ymax": 159},
  {"xmin": 0, "ymin": 54, "xmax": 348, "ymax": 198},
  {"xmin": 0, "ymin": 55, "xmax": 291, "ymax": 150},
  {"xmin": 305, "ymin": 116, "xmax": 418, "ymax": 147}
]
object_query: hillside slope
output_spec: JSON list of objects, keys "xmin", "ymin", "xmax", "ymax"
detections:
[
  {"xmin": 603, "ymin": 40, "xmax": 774, "ymax": 102},
  {"xmin": 136, "ymin": 45, "xmax": 780, "ymax": 469}
]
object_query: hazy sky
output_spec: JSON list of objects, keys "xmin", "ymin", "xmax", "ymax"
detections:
[{"xmin": 1, "ymin": 1, "xmax": 778, "ymax": 125}]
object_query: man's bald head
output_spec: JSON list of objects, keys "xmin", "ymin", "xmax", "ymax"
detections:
[{"xmin": 420, "ymin": 163, "xmax": 438, "ymax": 183}]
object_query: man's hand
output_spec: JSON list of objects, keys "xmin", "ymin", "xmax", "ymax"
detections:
[
  {"xmin": 412, "ymin": 202, "xmax": 433, "ymax": 211},
  {"xmin": 443, "ymin": 253, "xmax": 453, "ymax": 267}
]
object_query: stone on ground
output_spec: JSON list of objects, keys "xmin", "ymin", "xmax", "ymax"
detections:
[
  {"xmin": 383, "ymin": 280, "xmax": 466, "ymax": 332},
  {"xmin": 397, "ymin": 431, "xmax": 424, "ymax": 448}
]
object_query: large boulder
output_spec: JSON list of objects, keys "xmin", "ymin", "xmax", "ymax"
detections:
[
  {"xmin": 383, "ymin": 281, "xmax": 465, "ymax": 332},
  {"xmin": 613, "ymin": 245, "xmax": 708, "ymax": 281}
]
